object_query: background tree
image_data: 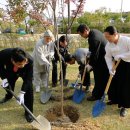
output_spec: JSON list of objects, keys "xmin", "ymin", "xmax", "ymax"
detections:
[{"xmin": 7, "ymin": 0, "xmax": 27, "ymax": 25}]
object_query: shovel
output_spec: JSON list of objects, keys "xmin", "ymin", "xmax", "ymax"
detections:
[
  {"xmin": 40, "ymin": 89, "xmax": 52, "ymax": 104},
  {"xmin": 72, "ymin": 64, "xmax": 88, "ymax": 104},
  {"xmin": 70, "ymin": 73, "xmax": 81, "ymax": 88},
  {"xmin": 92, "ymin": 59, "xmax": 121, "ymax": 117},
  {"xmin": 40, "ymin": 68, "xmax": 52, "ymax": 104},
  {"xmin": 5, "ymin": 87, "xmax": 51, "ymax": 130},
  {"xmin": 72, "ymin": 85, "xmax": 86, "ymax": 104}
]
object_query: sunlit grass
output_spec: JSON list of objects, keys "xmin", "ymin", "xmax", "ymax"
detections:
[{"xmin": 0, "ymin": 64, "xmax": 130, "ymax": 130}]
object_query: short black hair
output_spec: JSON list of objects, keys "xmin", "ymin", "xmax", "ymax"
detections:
[
  {"xmin": 77, "ymin": 24, "xmax": 90, "ymax": 33},
  {"xmin": 59, "ymin": 35, "xmax": 66, "ymax": 43},
  {"xmin": 11, "ymin": 48, "xmax": 27, "ymax": 62},
  {"xmin": 104, "ymin": 26, "xmax": 117, "ymax": 35},
  {"xmin": 64, "ymin": 54, "xmax": 75, "ymax": 62}
]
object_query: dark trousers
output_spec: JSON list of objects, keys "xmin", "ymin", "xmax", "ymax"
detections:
[
  {"xmin": 52, "ymin": 60, "xmax": 67, "ymax": 84},
  {"xmin": 5, "ymin": 75, "xmax": 33, "ymax": 115},
  {"xmin": 92, "ymin": 63, "xmax": 109, "ymax": 99},
  {"xmin": 108, "ymin": 60, "xmax": 130, "ymax": 108},
  {"xmin": 79, "ymin": 65, "xmax": 90, "ymax": 88}
]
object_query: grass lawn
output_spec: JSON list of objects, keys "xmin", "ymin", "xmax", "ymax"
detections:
[{"xmin": 0, "ymin": 63, "xmax": 130, "ymax": 130}]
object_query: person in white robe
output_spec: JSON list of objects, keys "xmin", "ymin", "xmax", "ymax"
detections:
[
  {"xmin": 104, "ymin": 26, "xmax": 130, "ymax": 117},
  {"xmin": 33, "ymin": 30, "xmax": 54, "ymax": 92}
]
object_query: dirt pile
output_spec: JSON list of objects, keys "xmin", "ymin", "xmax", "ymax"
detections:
[
  {"xmin": 45, "ymin": 105, "xmax": 80, "ymax": 124},
  {"xmin": 52, "ymin": 120, "xmax": 101, "ymax": 130},
  {"xmin": 45, "ymin": 104, "xmax": 101, "ymax": 130}
]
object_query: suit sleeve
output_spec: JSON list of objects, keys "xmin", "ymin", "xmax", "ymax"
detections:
[
  {"xmin": 88, "ymin": 39, "xmax": 100, "ymax": 66},
  {"xmin": 21, "ymin": 59, "xmax": 33, "ymax": 92},
  {"xmin": 54, "ymin": 41, "xmax": 60, "ymax": 61},
  {"xmin": 0, "ymin": 52, "xmax": 9, "ymax": 79}
]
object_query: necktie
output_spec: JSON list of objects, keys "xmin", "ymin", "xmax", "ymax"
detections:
[{"xmin": 13, "ymin": 66, "xmax": 19, "ymax": 72}]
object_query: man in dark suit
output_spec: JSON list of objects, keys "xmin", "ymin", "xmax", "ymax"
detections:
[
  {"xmin": 0, "ymin": 47, "xmax": 34, "ymax": 122},
  {"xmin": 77, "ymin": 24, "xmax": 109, "ymax": 101},
  {"xmin": 52, "ymin": 35, "xmax": 69, "ymax": 87}
]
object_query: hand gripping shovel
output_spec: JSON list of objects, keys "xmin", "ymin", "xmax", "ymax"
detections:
[
  {"xmin": 92, "ymin": 59, "xmax": 121, "ymax": 117},
  {"xmin": 5, "ymin": 87, "xmax": 51, "ymax": 130}
]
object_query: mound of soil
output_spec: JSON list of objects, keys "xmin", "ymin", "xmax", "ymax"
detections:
[
  {"xmin": 52, "ymin": 120, "xmax": 101, "ymax": 130},
  {"xmin": 45, "ymin": 104, "xmax": 80, "ymax": 124}
]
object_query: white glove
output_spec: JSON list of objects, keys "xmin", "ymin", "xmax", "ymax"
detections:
[
  {"xmin": 1, "ymin": 79, "xmax": 9, "ymax": 88},
  {"xmin": 17, "ymin": 91, "xmax": 25, "ymax": 105},
  {"xmin": 114, "ymin": 54, "xmax": 124, "ymax": 61},
  {"xmin": 49, "ymin": 52, "xmax": 54, "ymax": 59},
  {"xmin": 86, "ymin": 64, "xmax": 92, "ymax": 72},
  {"xmin": 110, "ymin": 69, "xmax": 116, "ymax": 76},
  {"xmin": 50, "ymin": 55, "xmax": 55, "ymax": 60}
]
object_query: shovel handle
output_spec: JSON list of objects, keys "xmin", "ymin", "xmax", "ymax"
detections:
[
  {"xmin": 104, "ymin": 59, "xmax": 121, "ymax": 94},
  {"xmin": 5, "ymin": 87, "xmax": 40, "ymax": 124},
  {"xmin": 81, "ymin": 58, "xmax": 90, "ymax": 84},
  {"xmin": 81, "ymin": 65, "xmax": 87, "ymax": 84},
  {"xmin": 78, "ymin": 58, "xmax": 90, "ymax": 90}
]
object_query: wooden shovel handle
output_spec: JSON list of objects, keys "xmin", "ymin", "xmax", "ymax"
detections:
[
  {"xmin": 81, "ymin": 65, "xmax": 87, "ymax": 84},
  {"xmin": 104, "ymin": 59, "xmax": 121, "ymax": 94},
  {"xmin": 81, "ymin": 57, "xmax": 89, "ymax": 84}
]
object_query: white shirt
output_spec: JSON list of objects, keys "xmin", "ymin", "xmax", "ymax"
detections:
[{"xmin": 105, "ymin": 35, "xmax": 130, "ymax": 71}]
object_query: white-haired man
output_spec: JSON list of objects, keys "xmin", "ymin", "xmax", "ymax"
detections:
[{"xmin": 33, "ymin": 30, "xmax": 54, "ymax": 93}]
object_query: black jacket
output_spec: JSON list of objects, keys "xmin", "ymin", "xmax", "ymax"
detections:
[
  {"xmin": 88, "ymin": 29, "xmax": 107, "ymax": 67},
  {"xmin": 54, "ymin": 40, "xmax": 69, "ymax": 62},
  {"xmin": 0, "ymin": 48, "xmax": 33, "ymax": 92}
]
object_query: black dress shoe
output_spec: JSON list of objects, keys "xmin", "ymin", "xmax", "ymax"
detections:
[
  {"xmin": 0, "ymin": 97, "xmax": 11, "ymax": 104},
  {"xmin": 107, "ymin": 101, "xmax": 117, "ymax": 105},
  {"xmin": 52, "ymin": 83, "xmax": 57, "ymax": 87},
  {"xmin": 120, "ymin": 108, "xmax": 127, "ymax": 117},
  {"xmin": 87, "ymin": 96, "xmax": 97, "ymax": 101},
  {"xmin": 25, "ymin": 114, "xmax": 34, "ymax": 123}
]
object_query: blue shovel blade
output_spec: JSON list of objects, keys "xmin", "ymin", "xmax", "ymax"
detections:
[
  {"xmin": 92, "ymin": 100, "xmax": 106, "ymax": 117},
  {"xmin": 73, "ymin": 89, "xmax": 86, "ymax": 104}
]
